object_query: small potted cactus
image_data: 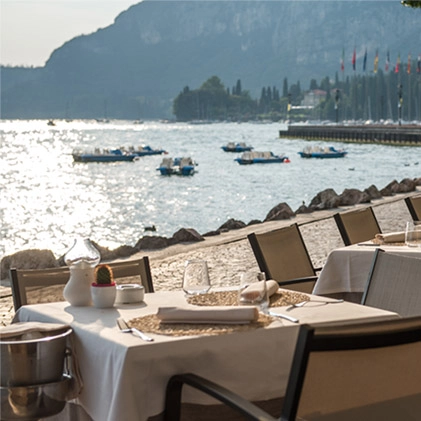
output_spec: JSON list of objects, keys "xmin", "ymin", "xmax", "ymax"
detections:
[{"xmin": 91, "ymin": 264, "xmax": 116, "ymax": 308}]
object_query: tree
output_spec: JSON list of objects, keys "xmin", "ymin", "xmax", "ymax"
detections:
[
  {"xmin": 401, "ymin": 1, "xmax": 421, "ymax": 8},
  {"xmin": 235, "ymin": 79, "xmax": 242, "ymax": 96},
  {"xmin": 282, "ymin": 78, "xmax": 288, "ymax": 98}
]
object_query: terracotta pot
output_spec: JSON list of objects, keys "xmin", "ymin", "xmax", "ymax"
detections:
[{"xmin": 90, "ymin": 283, "xmax": 116, "ymax": 308}]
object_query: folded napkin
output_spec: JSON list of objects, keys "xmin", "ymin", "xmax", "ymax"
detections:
[
  {"xmin": 240, "ymin": 280, "xmax": 279, "ymax": 301},
  {"xmin": 157, "ymin": 306, "xmax": 259, "ymax": 324},
  {"xmin": 375, "ymin": 231, "xmax": 405, "ymax": 243},
  {"xmin": 0, "ymin": 321, "xmax": 70, "ymax": 340}
]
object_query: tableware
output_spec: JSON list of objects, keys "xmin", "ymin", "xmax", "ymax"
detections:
[
  {"xmin": 238, "ymin": 271, "xmax": 268, "ymax": 311},
  {"xmin": 182, "ymin": 260, "xmax": 211, "ymax": 295},
  {"xmin": 286, "ymin": 299, "xmax": 344, "ymax": 311},
  {"xmin": 115, "ymin": 284, "xmax": 144, "ymax": 304},
  {"xmin": 405, "ymin": 221, "xmax": 421, "ymax": 247},
  {"xmin": 267, "ymin": 311, "xmax": 299, "ymax": 323},
  {"xmin": 116, "ymin": 318, "xmax": 154, "ymax": 342}
]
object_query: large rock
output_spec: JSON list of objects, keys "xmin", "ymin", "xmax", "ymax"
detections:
[
  {"xmin": 395, "ymin": 178, "xmax": 417, "ymax": 193},
  {"xmin": 1, "ymin": 249, "xmax": 58, "ymax": 280},
  {"xmin": 380, "ymin": 180, "xmax": 398, "ymax": 196},
  {"xmin": 171, "ymin": 228, "xmax": 204, "ymax": 244},
  {"xmin": 364, "ymin": 184, "xmax": 383, "ymax": 200},
  {"xmin": 338, "ymin": 188, "xmax": 371, "ymax": 206},
  {"xmin": 135, "ymin": 236, "xmax": 170, "ymax": 250},
  {"xmin": 264, "ymin": 202, "xmax": 295, "ymax": 221},
  {"xmin": 217, "ymin": 218, "xmax": 246, "ymax": 232},
  {"xmin": 309, "ymin": 188, "xmax": 340, "ymax": 210},
  {"xmin": 295, "ymin": 204, "xmax": 312, "ymax": 214}
]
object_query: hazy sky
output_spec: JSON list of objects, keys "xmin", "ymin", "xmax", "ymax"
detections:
[{"xmin": 1, "ymin": 0, "xmax": 141, "ymax": 67}]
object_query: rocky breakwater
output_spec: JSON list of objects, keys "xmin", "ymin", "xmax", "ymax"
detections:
[{"xmin": 1, "ymin": 177, "xmax": 420, "ymax": 281}]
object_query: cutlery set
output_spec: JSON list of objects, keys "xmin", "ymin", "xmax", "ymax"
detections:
[{"xmin": 116, "ymin": 317, "xmax": 154, "ymax": 342}]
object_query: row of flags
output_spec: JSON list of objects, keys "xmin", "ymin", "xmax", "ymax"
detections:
[{"xmin": 340, "ymin": 48, "xmax": 421, "ymax": 74}]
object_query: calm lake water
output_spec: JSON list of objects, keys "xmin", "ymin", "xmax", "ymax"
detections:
[{"xmin": 1, "ymin": 119, "xmax": 419, "ymax": 259}]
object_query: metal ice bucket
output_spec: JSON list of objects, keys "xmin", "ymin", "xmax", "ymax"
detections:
[
  {"xmin": 0, "ymin": 328, "xmax": 73, "ymax": 387},
  {"xmin": 0, "ymin": 374, "xmax": 72, "ymax": 420}
]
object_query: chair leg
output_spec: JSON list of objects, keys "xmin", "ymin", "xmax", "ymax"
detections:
[{"xmin": 164, "ymin": 376, "xmax": 183, "ymax": 421}]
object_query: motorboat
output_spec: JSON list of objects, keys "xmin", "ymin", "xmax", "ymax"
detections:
[
  {"xmin": 72, "ymin": 148, "xmax": 138, "ymax": 163},
  {"xmin": 298, "ymin": 146, "xmax": 347, "ymax": 159},
  {"xmin": 221, "ymin": 142, "xmax": 253, "ymax": 152},
  {"xmin": 234, "ymin": 151, "xmax": 290, "ymax": 165}
]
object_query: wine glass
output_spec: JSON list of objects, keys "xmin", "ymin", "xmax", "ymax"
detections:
[
  {"xmin": 238, "ymin": 271, "xmax": 268, "ymax": 312},
  {"xmin": 405, "ymin": 221, "xmax": 421, "ymax": 247},
  {"xmin": 182, "ymin": 260, "xmax": 211, "ymax": 295}
]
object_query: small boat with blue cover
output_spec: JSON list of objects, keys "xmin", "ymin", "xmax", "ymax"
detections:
[
  {"xmin": 298, "ymin": 146, "xmax": 347, "ymax": 159},
  {"xmin": 72, "ymin": 148, "xmax": 138, "ymax": 163},
  {"xmin": 221, "ymin": 142, "xmax": 253, "ymax": 152},
  {"xmin": 127, "ymin": 145, "xmax": 167, "ymax": 156},
  {"xmin": 157, "ymin": 157, "xmax": 197, "ymax": 176},
  {"xmin": 235, "ymin": 151, "xmax": 290, "ymax": 165}
]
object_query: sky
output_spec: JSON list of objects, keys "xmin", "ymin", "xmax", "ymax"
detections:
[{"xmin": 1, "ymin": 0, "xmax": 141, "ymax": 67}]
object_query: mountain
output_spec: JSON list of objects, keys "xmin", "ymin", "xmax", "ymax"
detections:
[{"xmin": 1, "ymin": 0, "xmax": 420, "ymax": 119}]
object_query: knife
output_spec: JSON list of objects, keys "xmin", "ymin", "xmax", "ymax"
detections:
[
  {"xmin": 268, "ymin": 310, "xmax": 299, "ymax": 323},
  {"xmin": 116, "ymin": 317, "xmax": 154, "ymax": 342}
]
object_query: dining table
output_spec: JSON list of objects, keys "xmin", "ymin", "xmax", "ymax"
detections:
[
  {"xmin": 13, "ymin": 289, "xmax": 400, "ymax": 421},
  {"xmin": 313, "ymin": 242, "xmax": 421, "ymax": 302}
]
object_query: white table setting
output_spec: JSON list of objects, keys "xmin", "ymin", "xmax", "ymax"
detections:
[
  {"xmin": 313, "ymin": 228, "xmax": 421, "ymax": 300},
  {"xmin": 13, "ymin": 275, "xmax": 400, "ymax": 421}
]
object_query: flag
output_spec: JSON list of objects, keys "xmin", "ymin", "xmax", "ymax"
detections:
[
  {"xmin": 341, "ymin": 48, "xmax": 345, "ymax": 72},
  {"xmin": 363, "ymin": 49, "xmax": 367, "ymax": 72},
  {"xmin": 385, "ymin": 50, "xmax": 390, "ymax": 72},
  {"xmin": 352, "ymin": 48, "xmax": 356, "ymax": 71},
  {"xmin": 374, "ymin": 50, "xmax": 379, "ymax": 73},
  {"xmin": 417, "ymin": 54, "xmax": 421, "ymax": 73},
  {"xmin": 407, "ymin": 53, "xmax": 411, "ymax": 74},
  {"xmin": 395, "ymin": 53, "xmax": 401, "ymax": 73}
]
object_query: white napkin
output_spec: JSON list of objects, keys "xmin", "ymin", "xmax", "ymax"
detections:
[
  {"xmin": 157, "ymin": 306, "xmax": 259, "ymax": 324},
  {"xmin": 375, "ymin": 231, "xmax": 405, "ymax": 243},
  {"xmin": 0, "ymin": 321, "xmax": 70, "ymax": 340},
  {"xmin": 240, "ymin": 280, "xmax": 279, "ymax": 301}
]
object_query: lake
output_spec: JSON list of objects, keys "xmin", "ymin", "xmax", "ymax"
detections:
[{"xmin": 0, "ymin": 119, "xmax": 419, "ymax": 259}]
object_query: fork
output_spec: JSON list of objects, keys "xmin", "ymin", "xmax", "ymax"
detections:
[
  {"xmin": 116, "ymin": 317, "xmax": 154, "ymax": 342},
  {"xmin": 286, "ymin": 299, "xmax": 344, "ymax": 311}
]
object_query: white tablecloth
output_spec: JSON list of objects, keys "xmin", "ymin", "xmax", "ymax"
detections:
[
  {"xmin": 313, "ymin": 244, "xmax": 421, "ymax": 297},
  {"xmin": 14, "ymin": 290, "xmax": 399, "ymax": 421}
]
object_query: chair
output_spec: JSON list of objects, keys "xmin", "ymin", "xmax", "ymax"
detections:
[
  {"xmin": 333, "ymin": 206, "xmax": 382, "ymax": 246},
  {"xmin": 247, "ymin": 224, "xmax": 320, "ymax": 294},
  {"xmin": 405, "ymin": 195, "xmax": 421, "ymax": 222},
  {"xmin": 10, "ymin": 257, "xmax": 154, "ymax": 311},
  {"xmin": 164, "ymin": 316, "xmax": 421, "ymax": 421},
  {"xmin": 361, "ymin": 248, "xmax": 421, "ymax": 317}
]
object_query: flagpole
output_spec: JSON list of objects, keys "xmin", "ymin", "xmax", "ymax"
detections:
[{"xmin": 408, "ymin": 53, "xmax": 411, "ymax": 121}]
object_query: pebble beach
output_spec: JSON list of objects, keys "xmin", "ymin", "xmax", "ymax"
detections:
[{"xmin": 0, "ymin": 192, "xmax": 418, "ymax": 326}]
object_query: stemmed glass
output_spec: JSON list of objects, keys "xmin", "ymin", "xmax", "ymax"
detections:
[
  {"xmin": 405, "ymin": 221, "xmax": 421, "ymax": 247},
  {"xmin": 182, "ymin": 260, "xmax": 211, "ymax": 295}
]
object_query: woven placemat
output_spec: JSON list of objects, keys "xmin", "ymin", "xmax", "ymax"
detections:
[
  {"xmin": 128, "ymin": 313, "xmax": 274, "ymax": 337},
  {"xmin": 127, "ymin": 290, "xmax": 308, "ymax": 337},
  {"xmin": 371, "ymin": 238, "xmax": 406, "ymax": 246},
  {"xmin": 186, "ymin": 290, "xmax": 309, "ymax": 307}
]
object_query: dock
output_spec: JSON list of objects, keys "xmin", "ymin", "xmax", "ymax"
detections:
[{"xmin": 279, "ymin": 125, "xmax": 421, "ymax": 146}]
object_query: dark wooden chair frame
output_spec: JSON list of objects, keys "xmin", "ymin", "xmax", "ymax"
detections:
[
  {"xmin": 164, "ymin": 317, "xmax": 421, "ymax": 421},
  {"xmin": 334, "ymin": 206, "xmax": 382, "ymax": 246},
  {"xmin": 405, "ymin": 195, "xmax": 421, "ymax": 222},
  {"xmin": 247, "ymin": 223, "xmax": 320, "ymax": 291},
  {"xmin": 10, "ymin": 256, "xmax": 154, "ymax": 311}
]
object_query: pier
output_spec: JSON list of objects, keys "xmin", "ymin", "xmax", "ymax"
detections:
[{"xmin": 279, "ymin": 125, "xmax": 421, "ymax": 146}]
